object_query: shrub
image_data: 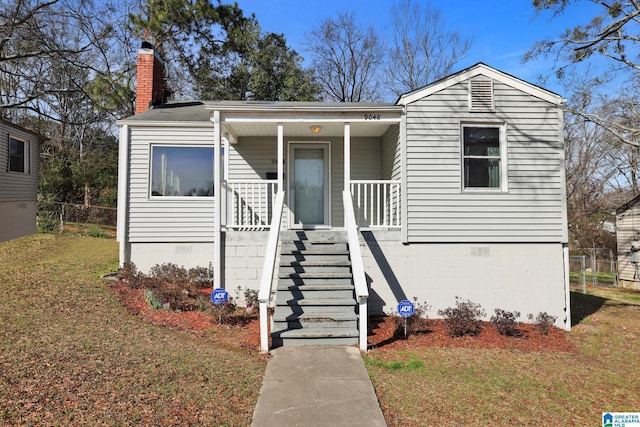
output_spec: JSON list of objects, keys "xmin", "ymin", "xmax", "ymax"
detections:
[
  {"xmin": 528, "ymin": 312, "xmax": 557, "ymax": 335},
  {"xmin": 208, "ymin": 296, "xmax": 238, "ymax": 324},
  {"xmin": 438, "ymin": 297, "xmax": 486, "ymax": 337},
  {"xmin": 189, "ymin": 264, "xmax": 214, "ymax": 289},
  {"xmin": 37, "ymin": 200, "xmax": 59, "ymax": 233},
  {"xmin": 119, "ymin": 262, "xmax": 214, "ymax": 311},
  {"xmin": 244, "ymin": 288, "xmax": 259, "ymax": 314},
  {"xmin": 491, "ymin": 309, "xmax": 522, "ymax": 337},
  {"xmin": 119, "ymin": 262, "xmax": 148, "ymax": 289}
]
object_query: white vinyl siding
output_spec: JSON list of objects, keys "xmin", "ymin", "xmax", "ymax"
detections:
[
  {"xmin": 127, "ymin": 126, "xmax": 216, "ymax": 242},
  {"xmin": 404, "ymin": 79, "xmax": 565, "ymax": 243},
  {"xmin": 617, "ymin": 204, "xmax": 640, "ymax": 283},
  {"xmin": 0, "ymin": 124, "xmax": 40, "ymax": 202},
  {"xmin": 382, "ymin": 124, "xmax": 401, "ymax": 181}
]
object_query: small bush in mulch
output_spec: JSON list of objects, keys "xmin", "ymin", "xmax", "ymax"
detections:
[
  {"xmin": 491, "ymin": 309, "xmax": 523, "ymax": 337},
  {"xmin": 438, "ymin": 297, "xmax": 486, "ymax": 337},
  {"xmin": 117, "ymin": 263, "xmax": 261, "ymax": 325},
  {"xmin": 119, "ymin": 262, "xmax": 214, "ymax": 312},
  {"xmin": 367, "ymin": 315, "xmax": 576, "ymax": 353},
  {"xmin": 528, "ymin": 311, "xmax": 557, "ymax": 335}
]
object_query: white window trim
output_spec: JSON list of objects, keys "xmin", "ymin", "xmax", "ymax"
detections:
[
  {"xmin": 8, "ymin": 134, "xmax": 29, "ymax": 174},
  {"xmin": 148, "ymin": 144, "xmax": 219, "ymax": 199},
  {"xmin": 460, "ymin": 122, "xmax": 508, "ymax": 192}
]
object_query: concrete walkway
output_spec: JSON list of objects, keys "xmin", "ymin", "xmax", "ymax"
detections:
[{"xmin": 251, "ymin": 346, "xmax": 387, "ymax": 427}]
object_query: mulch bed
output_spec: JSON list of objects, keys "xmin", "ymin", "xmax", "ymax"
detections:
[
  {"xmin": 110, "ymin": 282, "xmax": 576, "ymax": 354},
  {"xmin": 367, "ymin": 315, "xmax": 577, "ymax": 353},
  {"xmin": 110, "ymin": 282, "xmax": 262, "ymax": 352}
]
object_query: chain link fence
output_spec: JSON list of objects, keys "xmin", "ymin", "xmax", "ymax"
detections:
[
  {"xmin": 37, "ymin": 201, "xmax": 117, "ymax": 236},
  {"xmin": 569, "ymin": 248, "xmax": 617, "ymax": 292}
]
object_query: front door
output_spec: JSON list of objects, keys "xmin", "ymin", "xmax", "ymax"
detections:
[{"xmin": 289, "ymin": 143, "xmax": 330, "ymax": 229}]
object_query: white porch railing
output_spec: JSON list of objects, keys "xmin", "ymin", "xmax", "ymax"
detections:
[
  {"xmin": 226, "ymin": 180, "xmax": 277, "ymax": 229},
  {"xmin": 343, "ymin": 190, "xmax": 369, "ymax": 352},
  {"xmin": 350, "ymin": 180, "xmax": 401, "ymax": 228},
  {"xmin": 259, "ymin": 191, "xmax": 285, "ymax": 353}
]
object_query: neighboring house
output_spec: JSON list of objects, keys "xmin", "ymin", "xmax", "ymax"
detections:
[
  {"xmin": 117, "ymin": 45, "xmax": 569, "ymax": 349},
  {"xmin": 0, "ymin": 119, "xmax": 43, "ymax": 243},
  {"xmin": 616, "ymin": 195, "xmax": 640, "ymax": 289}
]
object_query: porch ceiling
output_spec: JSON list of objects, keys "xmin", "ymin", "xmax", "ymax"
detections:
[{"xmin": 222, "ymin": 121, "xmax": 395, "ymax": 138}]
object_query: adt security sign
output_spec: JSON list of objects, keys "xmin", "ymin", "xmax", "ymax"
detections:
[
  {"xmin": 398, "ymin": 299, "xmax": 415, "ymax": 317},
  {"xmin": 211, "ymin": 288, "xmax": 229, "ymax": 305}
]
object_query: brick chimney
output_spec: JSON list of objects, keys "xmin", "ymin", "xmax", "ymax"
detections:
[{"xmin": 136, "ymin": 42, "xmax": 165, "ymax": 114}]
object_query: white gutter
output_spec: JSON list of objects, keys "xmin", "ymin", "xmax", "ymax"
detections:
[
  {"xmin": 116, "ymin": 124, "xmax": 129, "ymax": 267},
  {"xmin": 563, "ymin": 243, "xmax": 571, "ymax": 331}
]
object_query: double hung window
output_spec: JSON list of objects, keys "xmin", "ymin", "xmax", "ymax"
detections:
[
  {"xmin": 9, "ymin": 136, "xmax": 28, "ymax": 173},
  {"xmin": 462, "ymin": 125, "xmax": 504, "ymax": 190}
]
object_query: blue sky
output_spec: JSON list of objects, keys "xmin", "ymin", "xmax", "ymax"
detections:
[{"xmin": 237, "ymin": 0, "xmax": 603, "ymax": 95}]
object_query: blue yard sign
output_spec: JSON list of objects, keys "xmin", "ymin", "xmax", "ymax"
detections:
[
  {"xmin": 211, "ymin": 288, "xmax": 229, "ymax": 305},
  {"xmin": 397, "ymin": 300, "xmax": 415, "ymax": 317}
]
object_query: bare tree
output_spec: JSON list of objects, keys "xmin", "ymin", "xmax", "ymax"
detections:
[
  {"xmin": 304, "ymin": 12, "xmax": 385, "ymax": 102},
  {"xmin": 386, "ymin": 0, "xmax": 473, "ymax": 97},
  {"xmin": 562, "ymin": 72, "xmax": 636, "ymax": 249},
  {"xmin": 527, "ymin": 0, "xmax": 640, "ymax": 149},
  {"xmin": 527, "ymin": 0, "xmax": 640, "ymax": 74},
  {"xmin": 0, "ymin": 0, "xmax": 124, "ymax": 115}
]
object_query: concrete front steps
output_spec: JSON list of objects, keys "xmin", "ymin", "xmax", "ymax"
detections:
[{"xmin": 271, "ymin": 230, "xmax": 359, "ymax": 347}]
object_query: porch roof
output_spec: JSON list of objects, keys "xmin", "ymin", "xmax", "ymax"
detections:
[
  {"xmin": 206, "ymin": 100, "xmax": 403, "ymax": 139},
  {"xmin": 117, "ymin": 100, "xmax": 404, "ymax": 138}
]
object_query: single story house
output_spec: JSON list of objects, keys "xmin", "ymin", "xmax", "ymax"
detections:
[
  {"xmin": 0, "ymin": 119, "xmax": 43, "ymax": 242},
  {"xmin": 117, "ymin": 45, "xmax": 570, "ymax": 350},
  {"xmin": 616, "ymin": 195, "xmax": 640, "ymax": 289}
]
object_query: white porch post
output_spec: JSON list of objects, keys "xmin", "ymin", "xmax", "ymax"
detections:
[
  {"xmin": 277, "ymin": 122, "xmax": 284, "ymax": 191},
  {"xmin": 212, "ymin": 111, "xmax": 222, "ymax": 290},
  {"xmin": 344, "ymin": 122, "xmax": 351, "ymax": 195}
]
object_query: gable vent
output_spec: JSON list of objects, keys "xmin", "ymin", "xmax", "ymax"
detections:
[{"xmin": 469, "ymin": 77, "xmax": 494, "ymax": 112}]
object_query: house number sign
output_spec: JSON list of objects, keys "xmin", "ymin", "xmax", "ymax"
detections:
[{"xmin": 364, "ymin": 114, "xmax": 382, "ymax": 120}]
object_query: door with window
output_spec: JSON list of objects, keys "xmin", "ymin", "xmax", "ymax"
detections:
[{"xmin": 289, "ymin": 143, "xmax": 330, "ymax": 228}]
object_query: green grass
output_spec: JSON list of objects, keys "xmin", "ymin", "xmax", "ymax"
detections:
[
  {"xmin": 365, "ymin": 287, "xmax": 640, "ymax": 426},
  {"xmin": 0, "ymin": 234, "xmax": 265, "ymax": 425},
  {"xmin": 570, "ymin": 270, "xmax": 616, "ymax": 284}
]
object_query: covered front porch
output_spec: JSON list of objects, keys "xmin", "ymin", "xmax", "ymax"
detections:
[{"xmin": 207, "ymin": 102, "xmax": 403, "ymax": 351}]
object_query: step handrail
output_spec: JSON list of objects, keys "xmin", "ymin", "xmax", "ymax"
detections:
[
  {"xmin": 343, "ymin": 190, "xmax": 369, "ymax": 352},
  {"xmin": 258, "ymin": 190, "xmax": 285, "ymax": 352}
]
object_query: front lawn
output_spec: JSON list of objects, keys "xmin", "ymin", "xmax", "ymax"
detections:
[
  {"xmin": 365, "ymin": 288, "xmax": 640, "ymax": 425},
  {"xmin": 4, "ymin": 234, "xmax": 638, "ymax": 425},
  {"xmin": 0, "ymin": 234, "xmax": 266, "ymax": 425}
]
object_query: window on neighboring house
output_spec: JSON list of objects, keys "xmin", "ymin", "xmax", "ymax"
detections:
[
  {"xmin": 150, "ymin": 145, "xmax": 220, "ymax": 197},
  {"xmin": 9, "ymin": 136, "xmax": 28, "ymax": 173},
  {"xmin": 462, "ymin": 125, "xmax": 504, "ymax": 190}
]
